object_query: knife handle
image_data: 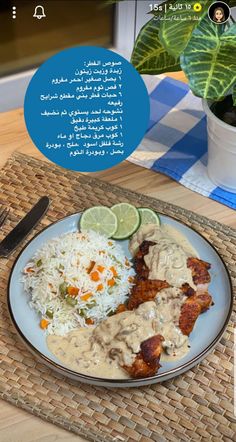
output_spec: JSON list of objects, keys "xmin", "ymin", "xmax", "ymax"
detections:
[{"xmin": 0, "ymin": 196, "xmax": 50, "ymax": 258}]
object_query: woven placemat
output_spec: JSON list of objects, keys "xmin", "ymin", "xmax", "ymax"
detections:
[{"xmin": 0, "ymin": 153, "xmax": 235, "ymax": 442}]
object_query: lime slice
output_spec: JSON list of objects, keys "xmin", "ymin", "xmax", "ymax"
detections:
[
  {"xmin": 138, "ymin": 207, "xmax": 161, "ymax": 227},
  {"xmin": 80, "ymin": 206, "xmax": 118, "ymax": 237},
  {"xmin": 111, "ymin": 203, "xmax": 140, "ymax": 239}
]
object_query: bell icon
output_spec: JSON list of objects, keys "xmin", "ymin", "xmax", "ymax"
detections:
[{"xmin": 33, "ymin": 5, "xmax": 46, "ymax": 19}]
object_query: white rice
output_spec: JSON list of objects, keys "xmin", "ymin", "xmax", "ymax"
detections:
[{"xmin": 22, "ymin": 230, "xmax": 135, "ymax": 335}]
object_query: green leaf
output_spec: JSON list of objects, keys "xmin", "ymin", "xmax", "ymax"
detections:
[
  {"xmin": 228, "ymin": 0, "xmax": 236, "ymax": 6},
  {"xmin": 131, "ymin": 18, "xmax": 181, "ymax": 74},
  {"xmin": 159, "ymin": 0, "xmax": 210, "ymax": 57},
  {"xmin": 180, "ymin": 18, "xmax": 236, "ymax": 100},
  {"xmin": 233, "ymin": 85, "xmax": 236, "ymax": 106}
]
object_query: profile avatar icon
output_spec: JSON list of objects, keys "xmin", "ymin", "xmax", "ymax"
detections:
[
  {"xmin": 213, "ymin": 7, "xmax": 225, "ymax": 22},
  {"xmin": 208, "ymin": 2, "xmax": 230, "ymax": 24}
]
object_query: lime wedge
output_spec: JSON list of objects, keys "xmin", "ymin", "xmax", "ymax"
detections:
[
  {"xmin": 80, "ymin": 206, "xmax": 118, "ymax": 237},
  {"xmin": 111, "ymin": 203, "xmax": 140, "ymax": 239},
  {"xmin": 138, "ymin": 208, "xmax": 161, "ymax": 227}
]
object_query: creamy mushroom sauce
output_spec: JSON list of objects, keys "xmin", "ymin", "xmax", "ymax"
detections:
[
  {"xmin": 129, "ymin": 224, "xmax": 199, "ymax": 289},
  {"xmin": 47, "ymin": 291, "xmax": 189, "ymax": 378}
]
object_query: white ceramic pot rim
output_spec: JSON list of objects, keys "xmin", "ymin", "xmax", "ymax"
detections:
[{"xmin": 202, "ymin": 98, "xmax": 236, "ymax": 133}]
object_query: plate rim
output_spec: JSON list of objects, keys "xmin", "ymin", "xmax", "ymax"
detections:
[{"xmin": 7, "ymin": 211, "xmax": 234, "ymax": 385}]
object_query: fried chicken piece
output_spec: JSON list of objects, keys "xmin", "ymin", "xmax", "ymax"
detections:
[
  {"xmin": 134, "ymin": 258, "xmax": 149, "ymax": 280},
  {"xmin": 123, "ymin": 334, "xmax": 164, "ymax": 378},
  {"xmin": 195, "ymin": 292, "xmax": 213, "ymax": 312},
  {"xmin": 179, "ymin": 292, "xmax": 213, "ymax": 336},
  {"xmin": 134, "ymin": 240, "xmax": 156, "ymax": 280},
  {"xmin": 115, "ymin": 303, "xmax": 127, "ymax": 314},
  {"xmin": 180, "ymin": 258, "xmax": 212, "ymax": 335},
  {"xmin": 181, "ymin": 283, "xmax": 195, "ymax": 297},
  {"xmin": 187, "ymin": 257, "xmax": 211, "ymax": 285},
  {"xmin": 127, "ymin": 279, "xmax": 170, "ymax": 310},
  {"xmin": 139, "ymin": 240, "xmax": 157, "ymax": 255},
  {"xmin": 179, "ymin": 300, "xmax": 201, "ymax": 336}
]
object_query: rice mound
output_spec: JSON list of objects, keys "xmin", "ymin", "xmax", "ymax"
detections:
[{"xmin": 23, "ymin": 230, "xmax": 135, "ymax": 335}]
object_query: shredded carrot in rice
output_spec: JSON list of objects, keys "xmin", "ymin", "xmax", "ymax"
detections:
[
  {"xmin": 110, "ymin": 266, "xmax": 118, "ymax": 277},
  {"xmin": 97, "ymin": 284, "xmax": 104, "ymax": 291},
  {"xmin": 81, "ymin": 293, "xmax": 93, "ymax": 301},
  {"xmin": 90, "ymin": 271, "xmax": 100, "ymax": 282},
  {"xmin": 87, "ymin": 260, "xmax": 95, "ymax": 274},
  {"xmin": 67, "ymin": 286, "xmax": 79, "ymax": 296},
  {"xmin": 40, "ymin": 319, "xmax": 49, "ymax": 329}
]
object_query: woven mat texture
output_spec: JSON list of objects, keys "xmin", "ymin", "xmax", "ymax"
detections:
[{"xmin": 0, "ymin": 153, "xmax": 235, "ymax": 442}]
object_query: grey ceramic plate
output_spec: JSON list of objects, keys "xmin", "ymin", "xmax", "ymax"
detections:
[{"xmin": 8, "ymin": 213, "xmax": 233, "ymax": 387}]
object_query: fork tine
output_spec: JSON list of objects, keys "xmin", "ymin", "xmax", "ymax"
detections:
[
  {"xmin": 0, "ymin": 208, "xmax": 9, "ymax": 228},
  {"xmin": 0, "ymin": 208, "xmax": 7, "ymax": 220},
  {"xmin": 0, "ymin": 208, "xmax": 7, "ymax": 223}
]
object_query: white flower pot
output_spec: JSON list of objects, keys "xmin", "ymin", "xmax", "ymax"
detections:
[{"xmin": 203, "ymin": 99, "xmax": 236, "ymax": 193}]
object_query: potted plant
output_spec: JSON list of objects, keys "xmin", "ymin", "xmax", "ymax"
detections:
[{"xmin": 113, "ymin": 0, "xmax": 236, "ymax": 192}]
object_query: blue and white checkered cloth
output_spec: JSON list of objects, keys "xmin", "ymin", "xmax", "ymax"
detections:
[{"xmin": 129, "ymin": 75, "xmax": 236, "ymax": 210}]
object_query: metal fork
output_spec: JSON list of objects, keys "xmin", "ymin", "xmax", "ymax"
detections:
[{"xmin": 0, "ymin": 208, "xmax": 9, "ymax": 229}]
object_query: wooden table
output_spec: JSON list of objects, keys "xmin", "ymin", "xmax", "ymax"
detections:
[{"xmin": 0, "ymin": 72, "xmax": 235, "ymax": 442}]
